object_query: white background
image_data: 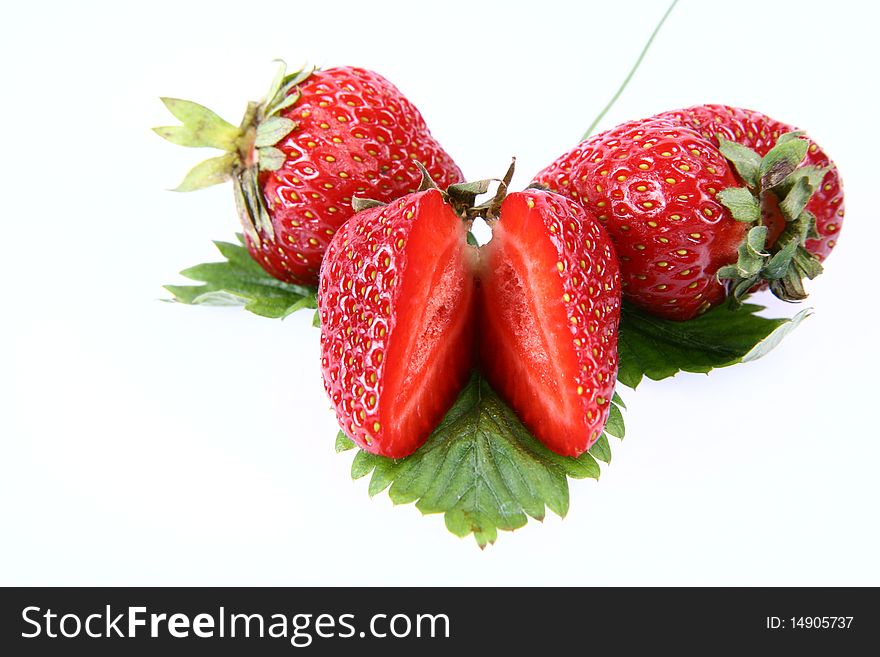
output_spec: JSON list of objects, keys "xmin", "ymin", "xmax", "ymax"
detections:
[{"xmin": 2, "ymin": 0, "xmax": 878, "ymax": 586}]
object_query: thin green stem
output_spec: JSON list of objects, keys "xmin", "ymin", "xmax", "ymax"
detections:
[{"xmin": 581, "ymin": 0, "xmax": 679, "ymax": 141}]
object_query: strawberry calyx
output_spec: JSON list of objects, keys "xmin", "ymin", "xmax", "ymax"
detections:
[
  {"xmin": 153, "ymin": 61, "xmax": 316, "ymax": 247},
  {"xmin": 715, "ymin": 132, "xmax": 827, "ymax": 303},
  {"xmin": 352, "ymin": 160, "xmax": 513, "ymax": 222}
]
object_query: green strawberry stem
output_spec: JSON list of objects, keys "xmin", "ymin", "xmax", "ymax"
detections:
[
  {"xmin": 581, "ymin": 0, "xmax": 678, "ymax": 140},
  {"xmin": 350, "ymin": 160, "xmax": 498, "ymax": 221},
  {"xmin": 715, "ymin": 133, "xmax": 827, "ymax": 304}
]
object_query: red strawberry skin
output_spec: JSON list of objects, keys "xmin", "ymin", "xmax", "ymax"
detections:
[
  {"xmin": 656, "ymin": 105, "xmax": 844, "ymax": 260},
  {"xmin": 478, "ymin": 190, "xmax": 621, "ymax": 457},
  {"xmin": 319, "ymin": 189, "xmax": 476, "ymax": 458},
  {"xmin": 534, "ymin": 117, "xmax": 745, "ymax": 319},
  {"xmin": 255, "ymin": 67, "xmax": 463, "ymax": 285},
  {"xmin": 534, "ymin": 106, "xmax": 843, "ymax": 319}
]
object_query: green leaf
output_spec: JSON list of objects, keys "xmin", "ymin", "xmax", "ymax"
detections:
[
  {"xmin": 172, "ymin": 153, "xmax": 236, "ymax": 192},
  {"xmin": 741, "ymin": 309, "xmax": 811, "ymax": 362},
  {"xmin": 616, "ymin": 302, "xmax": 803, "ymax": 388},
  {"xmin": 165, "ymin": 237, "xmax": 316, "ymax": 319},
  {"xmin": 717, "ymin": 187, "xmax": 761, "ymax": 223},
  {"xmin": 335, "ymin": 431, "xmax": 356, "ymax": 453},
  {"xmin": 717, "ymin": 136, "xmax": 761, "ymax": 188},
  {"xmin": 605, "ymin": 403, "xmax": 625, "ymax": 439},
  {"xmin": 589, "ymin": 434, "xmax": 612, "ymax": 464},
  {"xmin": 339, "ymin": 373, "xmax": 621, "ymax": 548},
  {"xmin": 760, "ymin": 135, "xmax": 809, "ymax": 189}
]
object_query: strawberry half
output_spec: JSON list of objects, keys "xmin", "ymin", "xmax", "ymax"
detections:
[
  {"xmin": 156, "ymin": 63, "xmax": 462, "ymax": 286},
  {"xmin": 479, "ymin": 190, "xmax": 621, "ymax": 457},
  {"xmin": 319, "ymin": 181, "xmax": 477, "ymax": 458}
]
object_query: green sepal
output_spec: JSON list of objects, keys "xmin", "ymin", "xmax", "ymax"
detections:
[
  {"xmin": 769, "ymin": 267, "xmax": 807, "ymax": 301},
  {"xmin": 716, "ymin": 131, "xmax": 826, "ymax": 303},
  {"xmin": 164, "ymin": 236, "xmax": 316, "ymax": 319},
  {"xmin": 351, "ymin": 197, "xmax": 388, "ymax": 213},
  {"xmin": 257, "ymin": 146, "xmax": 285, "ymax": 172},
  {"xmin": 264, "ymin": 63, "xmax": 314, "ymax": 117},
  {"xmin": 717, "ymin": 136, "xmax": 761, "ymax": 188},
  {"xmin": 447, "ymin": 179, "xmax": 492, "ymax": 200},
  {"xmin": 794, "ymin": 243, "xmax": 824, "ymax": 278},
  {"xmin": 155, "ymin": 60, "xmax": 316, "ymax": 224},
  {"xmin": 779, "ymin": 175, "xmax": 814, "ymax": 222},
  {"xmin": 255, "ymin": 116, "xmax": 296, "ymax": 148},
  {"xmin": 718, "ymin": 226, "xmax": 768, "ymax": 297},
  {"xmin": 415, "ymin": 161, "xmax": 441, "ymax": 191},
  {"xmin": 760, "ymin": 135, "xmax": 810, "ymax": 189},
  {"xmin": 762, "ymin": 238, "xmax": 798, "ymax": 280},
  {"xmin": 338, "ymin": 373, "xmax": 623, "ymax": 548},
  {"xmin": 717, "ymin": 187, "xmax": 761, "ymax": 223},
  {"xmin": 155, "ymin": 98, "xmax": 242, "ymax": 151},
  {"xmin": 171, "ymin": 153, "xmax": 237, "ymax": 192},
  {"xmin": 775, "ymin": 165, "xmax": 828, "ymax": 199}
]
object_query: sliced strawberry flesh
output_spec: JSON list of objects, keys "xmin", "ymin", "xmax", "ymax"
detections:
[
  {"xmin": 478, "ymin": 198, "xmax": 588, "ymax": 456},
  {"xmin": 380, "ymin": 194, "xmax": 476, "ymax": 457}
]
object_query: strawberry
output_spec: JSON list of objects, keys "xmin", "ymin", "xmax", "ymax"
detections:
[
  {"xmin": 319, "ymin": 166, "xmax": 621, "ymax": 458},
  {"xmin": 533, "ymin": 106, "xmax": 842, "ymax": 320},
  {"xmin": 155, "ymin": 63, "xmax": 462, "ymax": 286},
  {"xmin": 318, "ymin": 180, "xmax": 478, "ymax": 458},
  {"xmin": 478, "ymin": 190, "xmax": 621, "ymax": 457}
]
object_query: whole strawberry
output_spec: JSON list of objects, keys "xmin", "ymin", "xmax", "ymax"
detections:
[
  {"xmin": 533, "ymin": 106, "xmax": 842, "ymax": 320},
  {"xmin": 156, "ymin": 63, "xmax": 462, "ymax": 286}
]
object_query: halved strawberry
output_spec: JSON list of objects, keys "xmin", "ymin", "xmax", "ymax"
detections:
[
  {"xmin": 478, "ymin": 190, "xmax": 621, "ymax": 457},
  {"xmin": 319, "ymin": 185, "xmax": 477, "ymax": 458}
]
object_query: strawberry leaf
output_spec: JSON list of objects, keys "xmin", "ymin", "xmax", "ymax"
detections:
[
  {"xmin": 617, "ymin": 301, "xmax": 809, "ymax": 388},
  {"xmin": 165, "ymin": 236, "xmax": 316, "ymax": 319},
  {"xmin": 338, "ymin": 373, "xmax": 624, "ymax": 548}
]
